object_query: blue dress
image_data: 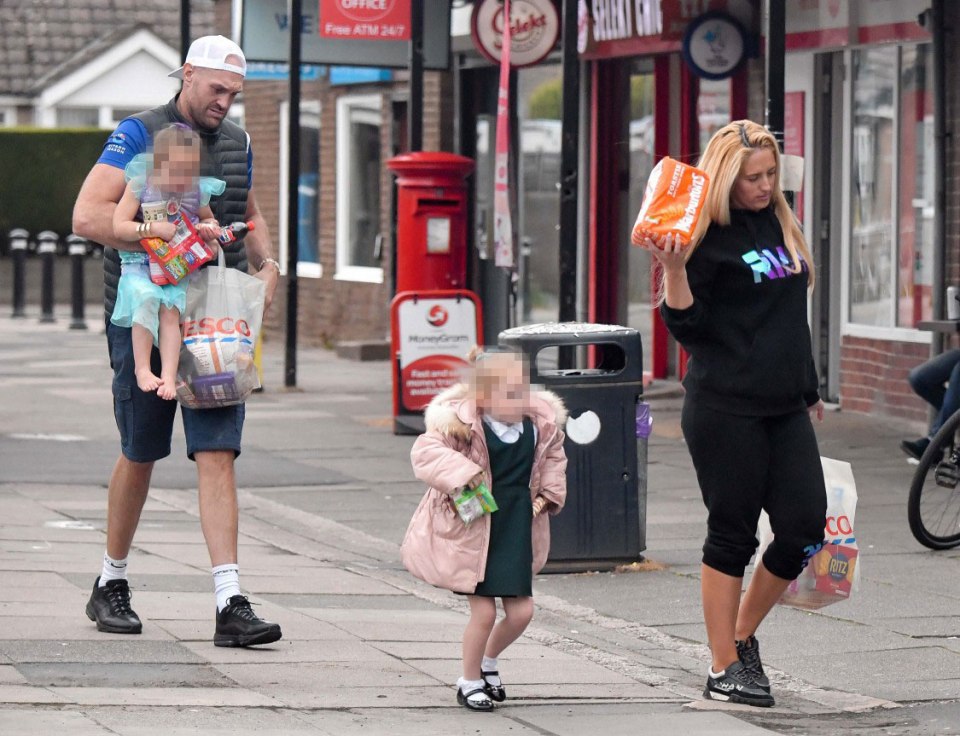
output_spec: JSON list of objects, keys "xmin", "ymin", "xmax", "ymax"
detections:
[{"xmin": 110, "ymin": 154, "xmax": 225, "ymax": 344}]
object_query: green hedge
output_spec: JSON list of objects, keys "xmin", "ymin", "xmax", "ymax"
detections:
[{"xmin": 0, "ymin": 128, "xmax": 107, "ymax": 246}]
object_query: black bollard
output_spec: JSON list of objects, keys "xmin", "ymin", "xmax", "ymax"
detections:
[
  {"xmin": 37, "ymin": 230, "xmax": 58, "ymax": 323},
  {"xmin": 9, "ymin": 228, "xmax": 28, "ymax": 318},
  {"xmin": 67, "ymin": 233, "xmax": 87, "ymax": 330}
]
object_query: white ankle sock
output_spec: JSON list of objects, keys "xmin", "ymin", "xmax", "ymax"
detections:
[
  {"xmin": 212, "ymin": 564, "xmax": 241, "ymax": 611},
  {"xmin": 481, "ymin": 655, "xmax": 498, "ymax": 672},
  {"xmin": 100, "ymin": 553, "xmax": 128, "ymax": 586},
  {"xmin": 457, "ymin": 677, "xmax": 485, "ymax": 694},
  {"xmin": 709, "ymin": 667, "xmax": 725, "ymax": 678}
]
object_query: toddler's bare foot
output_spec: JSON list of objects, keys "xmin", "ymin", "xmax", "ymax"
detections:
[
  {"xmin": 157, "ymin": 376, "xmax": 178, "ymax": 400},
  {"xmin": 135, "ymin": 368, "xmax": 162, "ymax": 393}
]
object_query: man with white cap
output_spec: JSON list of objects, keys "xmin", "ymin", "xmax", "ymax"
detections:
[{"xmin": 73, "ymin": 35, "xmax": 283, "ymax": 648}]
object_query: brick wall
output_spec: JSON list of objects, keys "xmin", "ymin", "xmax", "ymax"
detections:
[{"xmin": 839, "ymin": 337, "xmax": 930, "ymax": 425}]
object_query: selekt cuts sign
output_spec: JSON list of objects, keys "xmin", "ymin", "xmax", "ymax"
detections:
[{"xmin": 319, "ymin": 0, "xmax": 410, "ymax": 40}]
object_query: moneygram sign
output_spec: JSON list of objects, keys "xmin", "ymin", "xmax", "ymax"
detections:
[
  {"xmin": 390, "ymin": 289, "xmax": 483, "ymax": 434},
  {"xmin": 319, "ymin": 0, "xmax": 410, "ymax": 41}
]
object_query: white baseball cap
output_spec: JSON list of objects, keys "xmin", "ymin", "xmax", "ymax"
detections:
[{"xmin": 169, "ymin": 35, "xmax": 247, "ymax": 79}]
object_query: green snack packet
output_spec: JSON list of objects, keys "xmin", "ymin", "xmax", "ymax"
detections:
[{"xmin": 453, "ymin": 482, "xmax": 498, "ymax": 525}]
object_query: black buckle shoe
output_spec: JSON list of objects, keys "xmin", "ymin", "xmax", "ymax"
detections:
[
  {"xmin": 481, "ymin": 669, "xmax": 506, "ymax": 702},
  {"xmin": 457, "ymin": 686, "xmax": 494, "ymax": 712},
  {"xmin": 214, "ymin": 595, "xmax": 282, "ymax": 648},
  {"xmin": 704, "ymin": 660, "xmax": 774, "ymax": 707},
  {"xmin": 736, "ymin": 634, "xmax": 771, "ymax": 693},
  {"xmin": 85, "ymin": 577, "xmax": 142, "ymax": 634}
]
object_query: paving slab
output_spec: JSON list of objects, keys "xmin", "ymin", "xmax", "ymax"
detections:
[
  {"xmin": 48, "ymin": 686, "xmax": 282, "ymax": 707},
  {"xmin": 0, "ymin": 639, "xmax": 203, "ymax": 664},
  {"xmin": 406, "ymin": 657, "xmax": 640, "ymax": 685},
  {"xmin": 787, "ymin": 647, "xmax": 960, "ymax": 701},
  {"xmin": 507, "ymin": 704, "xmax": 782, "ymax": 735},
  {"xmin": 181, "ymin": 638, "xmax": 397, "ymax": 664},
  {"xmin": 15, "ymin": 662, "xmax": 234, "ymax": 688},
  {"xmin": 0, "ymin": 708, "xmax": 110, "ymax": 734}
]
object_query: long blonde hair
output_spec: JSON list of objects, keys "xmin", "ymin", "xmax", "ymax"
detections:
[{"xmin": 684, "ymin": 119, "xmax": 814, "ymax": 289}]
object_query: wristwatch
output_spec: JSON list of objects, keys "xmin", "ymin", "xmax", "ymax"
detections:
[{"xmin": 259, "ymin": 257, "xmax": 281, "ymax": 273}]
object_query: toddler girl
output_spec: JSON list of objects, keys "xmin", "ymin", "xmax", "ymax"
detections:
[
  {"xmin": 402, "ymin": 349, "xmax": 568, "ymax": 711},
  {"xmin": 111, "ymin": 124, "xmax": 224, "ymax": 399}
]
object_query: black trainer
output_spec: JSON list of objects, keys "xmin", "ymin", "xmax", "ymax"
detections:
[
  {"xmin": 901, "ymin": 437, "xmax": 930, "ymax": 461},
  {"xmin": 736, "ymin": 635, "xmax": 771, "ymax": 693},
  {"xmin": 85, "ymin": 577, "xmax": 142, "ymax": 634},
  {"xmin": 704, "ymin": 660, "xmax": 775, "ymax": 707},
  {"xmin": 214, "ymin": 595, "xmax": 282, "ymax": 647}
]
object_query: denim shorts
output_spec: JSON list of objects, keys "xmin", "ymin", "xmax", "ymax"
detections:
[{"xmin": 107, "ymin": 322, "xmax": 244, "ymax": 462}]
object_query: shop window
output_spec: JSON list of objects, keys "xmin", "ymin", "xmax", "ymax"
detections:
[
  {"xmin": 626, "ymin": 59, "xmax": 656, "ymax": 373},
  {"xmin": 280, "ymin": 100, "xmax": 322, "ymax": 278},
  {"xmin": 517, "ymin": 65, "xmax": 563, "ymax": 324},
  {"xmin": 850, "ymin": 43, "xmax": 933, "ymax": 328},
  {"xmin": 697, "ymin": 78, "xmax": 731, "ymax": 152},
  {"xmin": 897, "ymin": 44, "xmax": 934, "ymax": 327},
  {"xmin": 335, "ymin": 94, "xmax": 383, "ymax": 283}
]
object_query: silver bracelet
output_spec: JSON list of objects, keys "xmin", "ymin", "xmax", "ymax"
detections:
[{"xmin": 259, "ymin": 257, "xmax": 281, "ymax": 273}]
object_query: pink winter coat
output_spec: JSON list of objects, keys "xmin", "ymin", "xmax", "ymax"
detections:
[{"xmin": 401, "ymin": 383, "xmax": 568, "ymax": 594}]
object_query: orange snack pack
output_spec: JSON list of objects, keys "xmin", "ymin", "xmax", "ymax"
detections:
[{"xmin": 631, "ymin": 156, "xmax": 710, "ymax": 248}]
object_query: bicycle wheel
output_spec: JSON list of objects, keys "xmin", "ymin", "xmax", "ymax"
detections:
[{"xmin": 908, "ymin": 408, "xmax": 960, "ymax": 549}]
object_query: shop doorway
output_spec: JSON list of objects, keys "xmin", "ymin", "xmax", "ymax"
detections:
[{"xmin": 811, "ymin": 52, "xmax": 844, "ymax": 403}]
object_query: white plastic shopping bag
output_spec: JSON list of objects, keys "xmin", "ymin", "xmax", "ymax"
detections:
[
  {"xmin": 755, "ymin": 456, "xmax": 861, "ymax": 610},
  {"xmin": 175, "ymin": 249, "xmax": 266, "ymax": 409}
]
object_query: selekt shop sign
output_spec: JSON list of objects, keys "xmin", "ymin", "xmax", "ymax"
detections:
[
  {"xmin": 318, "ymin": 0, "xmax": 410, "ymax": 41},
  {"xmin": 471, "ymin": 0, "xmax": 560, "ymax": 68}
]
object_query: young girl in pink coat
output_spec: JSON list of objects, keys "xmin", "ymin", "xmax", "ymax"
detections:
[{"xmin": 402, "ymin": 349, "xmax": 568, "ymax": 711}]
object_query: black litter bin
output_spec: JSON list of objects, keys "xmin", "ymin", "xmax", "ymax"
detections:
[{"xmin": 499, "ymin": 322, "xmax": 647, "ymax": 572}]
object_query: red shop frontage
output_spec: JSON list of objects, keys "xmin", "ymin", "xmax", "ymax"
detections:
[{"xmin": 577, "ymin": 0, "xmax": 759, "ymax": 382}]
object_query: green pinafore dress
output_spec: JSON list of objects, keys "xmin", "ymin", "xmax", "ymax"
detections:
[{"xmin": 473, "ymin": 416, "xmax": 535, "ymax": 597}]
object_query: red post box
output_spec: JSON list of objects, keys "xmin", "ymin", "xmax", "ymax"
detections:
[{"xmin": 387, "ymin": 152, "xmax": 475, "ymax": 292}]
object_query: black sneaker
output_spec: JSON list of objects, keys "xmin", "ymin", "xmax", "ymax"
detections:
[
  {"xmin": 901, "ymin": 437, "xmax": 930, "ymax": 461},
  {"xmin": 704, "ymin": 660, "xmax": 775, "ymax": 707},
  {"xmin": 736, "ymin": 635, "xmax": 770, "ymax": 693},
  {"xmin": 85, "ymin": 577, "xmax": 142, "ymax": 634},
  {"xmin": 214, "ymin": 595, "xmax": 282, "ymax": 648}
]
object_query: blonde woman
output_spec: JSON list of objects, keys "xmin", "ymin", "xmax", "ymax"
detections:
[{"xmin": 644, "ymin": 120, "xmax": 826, "ymax": 707}]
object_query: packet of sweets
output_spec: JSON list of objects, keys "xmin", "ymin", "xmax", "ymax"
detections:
[
  {"xmin": 140, "ymin": 213, "xmax": 215, "ymax": 285},
  {"xmin": 453, "ymin": 482, "xmax": 498, "ymax": 525},
  {"xmin": 631, "ymin": 156, "xmax": 710, "ymax": 248}
]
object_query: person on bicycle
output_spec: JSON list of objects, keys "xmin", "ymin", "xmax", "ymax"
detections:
[
  {"xmin": 645, "ymin": 120, "xmax": 826, "ymax": 708},
  {"xmin": 901, "ymin": 349, "xmax": 960, "ymax": 461}
]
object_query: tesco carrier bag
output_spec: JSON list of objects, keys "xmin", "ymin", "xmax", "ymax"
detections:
[
  {"xmin": 755, "ymin": 456, "xmax": 861, "ymax": 610},
  {"xmin": 176, "ymin": 249, "xmax": 265, "ymax": 409}
]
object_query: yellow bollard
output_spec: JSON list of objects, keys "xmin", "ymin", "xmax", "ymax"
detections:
[{"xmin": 253, "ymin": 331, "xmax": 264, "ymax": 392}]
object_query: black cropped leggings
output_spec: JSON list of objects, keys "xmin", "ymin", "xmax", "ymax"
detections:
[{"xmin": 681, "ymin": 402, "xmax": 827, "ymax": 580}]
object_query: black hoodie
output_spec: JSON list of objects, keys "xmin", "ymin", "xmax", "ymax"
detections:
[{"xmin": 660, "ymin": 206, "xmax": 820, "ymax": 416}]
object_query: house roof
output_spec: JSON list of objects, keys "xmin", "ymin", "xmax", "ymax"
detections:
[{"xmin": 0, "ymin": 0, "xmax": 216, "ymax": 97}]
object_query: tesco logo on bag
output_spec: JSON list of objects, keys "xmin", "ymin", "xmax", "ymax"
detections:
[
  {"xmin": 825, "ymin": 515, "xmax": 853, "ymax": 536},
  {"xmin": 182, "ymin": 317, "xmax": 252, "ymax": 338}
]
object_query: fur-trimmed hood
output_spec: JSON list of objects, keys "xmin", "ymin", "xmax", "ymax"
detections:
[{"xmin": 423, "ymin": 383, "xmax": 567, "ymax": 441}]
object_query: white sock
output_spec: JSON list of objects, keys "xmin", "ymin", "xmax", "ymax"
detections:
[
  {"xmin": 709, "ymin": 667, "xmax": 726, "ymax": 678},
  {"xmin": 481, "ymin": 656, "xmax": 501, "ymax": 686},
  {"xmin": 212, "ymin": 564, "xmax": 241, "ymax": 612},
  {"xmin": 100, "ymin": 553, "xmax": 128, "ymax": 586},
  {"xmin": 457, "ymin": 676, "xmax": 486, "ymax": 695}
]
